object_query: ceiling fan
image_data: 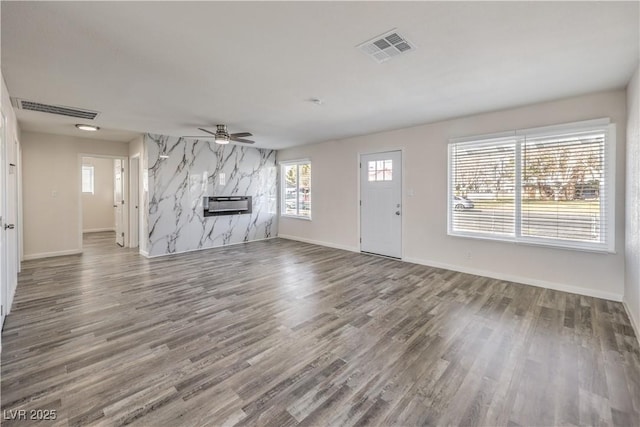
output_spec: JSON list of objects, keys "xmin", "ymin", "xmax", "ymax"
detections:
[{"xmin": 183, "ymin": 125, "xmax": 254, "ymax": 144}]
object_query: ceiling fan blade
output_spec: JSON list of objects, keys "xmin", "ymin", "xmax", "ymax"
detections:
[
  {"xmin": 182, "ymin": 135, "xmax": 216, "ymax": 138},
  {"xmin": 230, "ymin": 137, "xmax": 255, "ymax": 144},
  {"xmin": 197, "ymin": 127, "xmax": 218, "ymax": 136},
  {"xmin": 230, "ymin": 132, "xmax": 252, "ymax": 138}
]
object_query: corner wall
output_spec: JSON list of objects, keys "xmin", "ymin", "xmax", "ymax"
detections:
[
  {"xmin": 21, "ymin": 132, "xmax": 129, "ymax": 259},
  {"xmin": 144, "ymin": 134, "xmax": 278, "ymax": 257},
  {"xmin": 278, "ymin": 90, "xmax": 627, "ymax": 301},
  {"xmin": 625, "ymin": 65, "xmax": 640, "ymax": 332}
]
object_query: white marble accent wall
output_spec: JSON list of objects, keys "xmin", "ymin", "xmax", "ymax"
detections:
[{"xmin": 144, "ymin": 134, "xmax": 277, "ymax": 256}]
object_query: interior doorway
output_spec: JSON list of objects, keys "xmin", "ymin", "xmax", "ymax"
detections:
[
  {"xmin": 79, "ymin": 154, "xmax": 128, "ymax": 250},
  {"xmin": 129, "ymin": 155, "xmax": 140, "ymax": 248}
]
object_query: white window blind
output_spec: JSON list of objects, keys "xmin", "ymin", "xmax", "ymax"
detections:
[
  {"xmin": 449, "ymin": 139, "xmax": 516, "ymax": 237},
  {"xmin": 521, "ymin": 131, "xmax": 606, "ymax": 247},
  {"xmin": 448, "ymin": 120, "xmax": 614, "ymax": 252}
]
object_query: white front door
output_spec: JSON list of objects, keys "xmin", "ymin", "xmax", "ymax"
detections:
[
  {"xmin": 114, "ymin": 159, "xmax": 124, "ymax": 247},
  {"xmin": 360, "ymin": 151, "xmax": 402, "ymax": 258}
]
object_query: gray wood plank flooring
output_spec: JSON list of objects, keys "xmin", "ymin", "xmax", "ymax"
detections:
[{"xmin": 1, "ymin": 232, "xmax": 639, "ymax": 426}]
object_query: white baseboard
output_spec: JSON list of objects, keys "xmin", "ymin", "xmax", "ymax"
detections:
[
  {"xmin": 403, "ymin": 256, "xmax": 622, "ymax": 302},
  {"xmin": 623, "ymin": 300, "xmax": 640, "ymax": 339},
  {"xmin": 273, "ymin": 235, "xmax": 621, "ymax": 302},
  {"xmin": 146, "ymin": 236, "xmax": 278, "ymax": 258},
  {"xmin": 277, "ymin": 234, "xmax": 360, "ymax": 253},
  {"xmin": 23, "ymin": 249, "xmax": 82, "ymax": 261},
  {"xmin": 83, "ymin": 228, "xmax": 115, "ymax": 233},
  {"xmin": 139, "ymin": 249, "xmax": 149, "ymax": 258}
]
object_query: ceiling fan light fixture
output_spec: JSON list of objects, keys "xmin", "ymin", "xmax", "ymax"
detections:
[{"xmin": 214, "ymin": 124, "xmax": 230, "ymax": 144}]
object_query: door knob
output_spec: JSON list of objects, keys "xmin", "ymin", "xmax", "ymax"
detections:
[
  {"xmin": 113, "ymin": 205, "xmax": 118, "ymax": 208},
  {"xmin": 4, "ymin": 224, "xmax": 14, "ymax": 230},
  {"xmin": 395, "ymin": 211, "xmax": 401, "ymax": 216}
]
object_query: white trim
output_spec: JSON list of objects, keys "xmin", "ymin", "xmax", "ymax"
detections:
[
  {"xmin": 139, "ymin": 249, "xmax": 149, "ymax": 258},
  {"xmin": 280, "ymin": 215, "xmax": 312, "ymax": 221},
  {"xmin": 23, "ymin": 249, "xmax": 82, "ymax": 261},
  {"xmin": 83, "ymin": 228, "xmax": 115, "ymax": 233},
  {"xmin": 146, "ymin": 236, "xmax": 278, "ymax": 258},
  {"xmin": 403, "ymin": 256, "xmax": 622, "ymax": 302},
  {"xmin": 280, "ymin": 159, "xmax": 311, "ymax": 220},
  {"xmin": 514, "ymin": 117, "xmax": 610, "ymax": 138},
  {"xmin": 279, "ymin": 158, "xmax": 311, "ymax": 166},
  {"xmin": 623, "ymin": 300, "xmax": 640, "ymax": 341},
  {"xmin": 278, "ymin": 234, "xmax": 360, "ymax": 253},
  {"xmin": 449, "ymin": 130, "xmax": 516, "ymax": 145}
]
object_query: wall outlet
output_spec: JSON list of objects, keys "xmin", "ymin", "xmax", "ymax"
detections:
[{"xmin": 52, "ymin": 190, "xmax": 58, "ymax": 198}]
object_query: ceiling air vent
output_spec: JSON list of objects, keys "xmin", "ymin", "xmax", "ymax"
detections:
[
  {"xmin": 357, "ymin": 29, "xmax": 415, "ymax": 63},
  {"xmin": 11, "ymin": 98, "xmax": 99, "ymax": 120}
]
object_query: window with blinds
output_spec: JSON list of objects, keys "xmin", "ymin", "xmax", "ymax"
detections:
[{"xmin": 448, "ymin": 120, "xmax": 614, "ymax": 252}]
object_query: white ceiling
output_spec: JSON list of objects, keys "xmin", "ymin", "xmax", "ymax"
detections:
[{"xmin": 2, "ymin": 1, "xmax": 638, "ymax": 148}]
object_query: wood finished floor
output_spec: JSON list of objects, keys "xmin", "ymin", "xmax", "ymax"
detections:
[{"xmin": 1, "ymin": 232, "xmax": 639, "ymax": 426}]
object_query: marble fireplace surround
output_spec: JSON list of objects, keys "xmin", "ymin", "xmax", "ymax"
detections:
[{"xmin": 144, "ymin": 134, "xmax": 278, "ymax": 257}]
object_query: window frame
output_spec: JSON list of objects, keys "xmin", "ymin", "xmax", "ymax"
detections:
[
  {"xmin": 280, "ymin": 159, "xmax": 311, "ymax": 220},
  {"xmin": 447, "ymin": 118, "xmax": 615, "ymax": 253},
  {"xmin": 82, "ymin": 164, "xmax": 95, "ymax": 194}
]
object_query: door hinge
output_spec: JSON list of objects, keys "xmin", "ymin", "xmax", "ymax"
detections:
[
  {"xmin": 121, "ymin": 200, "xmax": 125, "ymax": 205},
  {"xmin": 121, "ymin": 167, "xmax": 124, "ymax": 173},
  {"xmin": 121, "ymin": 232, "xmax": 125, "ymax": 237},
  {"xmin": 359, "ymin": 237, "xmax": 362, "ymax": 243},
  {"xmin": 359, "ymin": 200, "xmax": 362, "ymax": 206},
  {"xmin": 359, "ymin": 162, "xmax": 361, "ymax": 168},
  {"xmin": 1, "ymin": 305, "xmax": 3, "ymax": 316}
]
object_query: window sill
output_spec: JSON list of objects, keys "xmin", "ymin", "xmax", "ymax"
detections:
[
  {"xmin": 280, "ymin": 214, "xmax": 312, "ymax": 221},
  {"xmin": 448, "ymin": 231, "xmax": 614, "ymax": 254}
]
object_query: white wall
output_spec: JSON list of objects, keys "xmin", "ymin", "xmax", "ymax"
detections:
[
  {"xmin": 81, "ymin": 157, "xmax": 114, "ymax": 232},
  {"xmin": 21, "ymin": 132, "xmax": 128, "ymax": 259},
  {"xmin": 279, "ymin": 90, "xmax": 627, "ymax": 301},
  {"xmin": 625, "ymin": 65, "xmax": 640, "ymax": 333}
]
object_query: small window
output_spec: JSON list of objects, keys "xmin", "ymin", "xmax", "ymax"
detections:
[
  {"xmin": 368, "ymin": 159, "xmax": 393, "ymax": 181},
  {"xmin": 281, "ymin": 160, "xmax": 311, "ymax": 219},
  {"xmin": 82, "ymin": 165, "xmax": 94, "ymax": 194}
]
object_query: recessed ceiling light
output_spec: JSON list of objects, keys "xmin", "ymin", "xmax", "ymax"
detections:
[{"xmin": 75, "ymin": 124, "xmax": 99, "ymax": 131}]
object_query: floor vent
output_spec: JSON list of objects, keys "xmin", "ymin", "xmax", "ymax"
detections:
[
  {"xmin": 11, "ymin": 98, "xmax": 99, "ymax": 119},
  {"xmin": 357, "ymin": 29, "xmax": 415, "ymax": 63}
]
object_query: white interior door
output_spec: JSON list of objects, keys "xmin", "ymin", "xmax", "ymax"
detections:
[
  {"xmin": 0, "ymin": 113, "xmax": 6, "ymax": 327},
  {"xmin": 6, "ymin": 138, "xmax": 18, "ymax": 307},
  {"xmin": 129, "ymin": 157, "xmax": 139, "ymax": 248},
  {"xmin": 360, "ymin": 151, "xmax": 402, "ymax": 258},
  {"xmin": 114, "ymin": 159, "xmax": 124, "ymax": 246}
]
